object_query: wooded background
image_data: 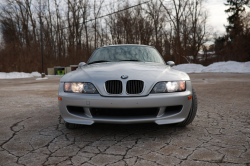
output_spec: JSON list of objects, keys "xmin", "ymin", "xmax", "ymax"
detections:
[{"xmin": 0, "ymin": 0, "xmax": 249, "ymax": 73}]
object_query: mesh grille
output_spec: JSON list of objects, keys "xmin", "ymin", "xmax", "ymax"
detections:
[
  {"xmin": 105, "ymin": 80, "xmax": 122, "ymax": 94},
  {"xmin": 126, "ymin": 80, "xmax": 144, "ymax": 94},
  {"xmin": 90, "ymin": 108, "xmax": 159, "ymax": 118}
]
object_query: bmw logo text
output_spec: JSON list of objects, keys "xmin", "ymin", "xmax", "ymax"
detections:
[{"xmin": 121, "ymin": 75, "xmax": 128, "ymax": 79}]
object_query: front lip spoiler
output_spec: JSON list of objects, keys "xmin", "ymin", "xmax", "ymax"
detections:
[{"xmin": 64, "ymin": 117, "xmax": 186, "ymax": 125}]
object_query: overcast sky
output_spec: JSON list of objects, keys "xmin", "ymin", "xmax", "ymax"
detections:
[
  {"xmin": 103, "ymin": 0, "xmax": 230, "ymax": 36},
  {"xmin": 205, "ymin": 0, "xmax": 228, "ymax": 35}
]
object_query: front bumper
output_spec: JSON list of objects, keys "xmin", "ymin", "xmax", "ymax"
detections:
[{"xmin": 58, "ymin": 81, "xmax": 193, "ymax": 125}]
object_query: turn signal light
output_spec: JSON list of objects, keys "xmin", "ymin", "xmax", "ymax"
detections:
[
  {"xmin": 58, "ymin": 97, "xmax": 62, "ymax": 101},
  {"xmin": 188, "ymin": 96, "xmax": 192, "ymax": 100}
]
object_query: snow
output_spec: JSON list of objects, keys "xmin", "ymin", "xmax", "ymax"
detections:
[
  {"xmin": 173, "ymin": 61, "xmax": 250, "ymax": 73},
  {"xmin": 0, "ymin": 72, "xmax": 38, "ymax": 79},
  {"xmin": 31, "ymin": 72, "xmax": 41, "ymax": 77},
  {"xmin": 0, "ymin": 71, "xmax": 43, "ymax": 79},
  {"xmin": 198, "ymin": 51, "xmax": 215, "ymax": 55},
  {"xmin": 0, "ymin": 61, "xmax": 249, "ymax": 79},
  {"xmin": 36, "ymin": 77, "xmax": 48, "ymax": 80},
  {"xmin": 0, "ymin": 71, "xmax": 62, "ymax": 79},
  {"xmin": 173, "ymin": 63, "xmax": 206, "ymax": 73}
]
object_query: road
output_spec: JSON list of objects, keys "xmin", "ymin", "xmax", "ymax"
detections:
[{"xmin": 0, "ymin": 73, "xmax": 250, "ymax": 166}]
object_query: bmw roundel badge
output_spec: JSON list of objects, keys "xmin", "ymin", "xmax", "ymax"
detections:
[{"xmin": 121, "ymin": 75, "xmax": 128, "ymax": 79}]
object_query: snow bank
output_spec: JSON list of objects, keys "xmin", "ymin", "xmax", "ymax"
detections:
[
  {"xmin": 0, "ymin": 61, "xmax": 249, "ymax": 79},
  {"xmin": 173, "ymin": 61, "xmax": 250, "ymax": 73},
  {"xmin": 0, "ymin": 71, "xmax": 41, "ymax": 79},
  {"xmin": 202, "ymin": 61, "xmax": 250, "ymax": 73},
  {"xmin": 31, "ymin": 72, "xmax": 41, "ymax": 77},
  {"xmin": 36, "ymin": 77, "xmax": 48, "ymax": 80},
  {"xmin": 173, "ymin": 64, "xmax": 206, "ymax": 73}
]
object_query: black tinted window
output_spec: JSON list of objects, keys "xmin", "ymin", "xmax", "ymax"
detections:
[{"xmin": 88, "ymin": 46, "xmax": 164, "ymax": 64}]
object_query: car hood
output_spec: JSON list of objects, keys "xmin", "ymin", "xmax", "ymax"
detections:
[{"xmin": 61, "ymin": 62, "xmax": 190, "ymax": 96}]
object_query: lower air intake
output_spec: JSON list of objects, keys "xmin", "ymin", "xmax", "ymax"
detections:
[{"xmin": 90, "ymin": 108, "xmax": 159, "ymax": 118}]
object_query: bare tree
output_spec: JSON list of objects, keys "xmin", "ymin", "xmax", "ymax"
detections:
[
  {"xmin": 160, "ymin": 0, "xmax": 210, "ymax": 64},
  {"xmin": 0, "ymin": 0, "xmax": 213, "ymax": 73},
  {"xmin": 146, "ymin": 0, "xmax": 165, "ymax": 50},
  {"xmin": 92, "ymin": 0, "xmax": 104, "ymax": 48},
  {"xmin": 187, "ymin": 0, "xmax": 210, "ymax": 63},
  {"xmin": 161, "ymin": 0, "xmax": 189, "ymax": 64}
]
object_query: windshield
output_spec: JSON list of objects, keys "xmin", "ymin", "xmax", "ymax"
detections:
[{"xmin": 88, "ymin": 46, "xmax": 165, "ymax": 64}]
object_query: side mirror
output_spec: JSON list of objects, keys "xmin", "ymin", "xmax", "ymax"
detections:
[
  {"xmin": 78, "ymin": 62, "xmax": 86, "ymax": 68},
  {"xmin": 166, "ymin": 61, "xmax": 175, "ymax": 67}
]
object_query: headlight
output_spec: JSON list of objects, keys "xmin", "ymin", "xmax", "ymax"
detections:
[
  {"xmin": 64, "ymin": 82, "xmax": 98, "ymax": 94},
  {"xmin": 151, "ymin": 81, "xmax": 186, "ymax": 93}
]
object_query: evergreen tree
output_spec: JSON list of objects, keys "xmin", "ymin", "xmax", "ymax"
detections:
[
  {"xmin": 225, "ymin": 0, "xmax": 250, "ymax": 40},
  {"xmin": 214, "ymin": 36, "xmax": 226, "ymax": 52}
]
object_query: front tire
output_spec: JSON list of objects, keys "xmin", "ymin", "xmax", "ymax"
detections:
[
  {"xmin": 65, "ymin": 122, "xmax": 82, "ymax": 129},
  {"xmin": 177, "ymin": 88, "xmax": 197, "ymax": 127}
]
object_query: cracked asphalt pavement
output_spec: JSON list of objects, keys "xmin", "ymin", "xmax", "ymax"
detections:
[{"xmin": 0, "ymin": 73, "xmax": 250, "ymax": 166}]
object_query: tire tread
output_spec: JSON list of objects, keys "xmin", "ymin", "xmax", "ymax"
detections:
[{"xmin": 177, "ymin": 88, "xmax": 198, "ymax": 127}]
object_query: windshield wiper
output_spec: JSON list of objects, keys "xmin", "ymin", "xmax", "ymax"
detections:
[{"xmin": 88, "ymin": 60, "xmax": 110, "ymax": 65}]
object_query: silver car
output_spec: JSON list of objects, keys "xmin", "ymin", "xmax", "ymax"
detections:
[{"xmin": 58, "ymin": 44, "xmax": 197, "ymax": 129}]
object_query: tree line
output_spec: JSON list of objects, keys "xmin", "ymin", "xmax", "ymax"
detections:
[{"xmin": 0, "ymin": 0, "xmax": 218, "ymax": 73}]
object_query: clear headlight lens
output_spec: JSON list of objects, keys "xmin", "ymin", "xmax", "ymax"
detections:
[
  {"xmin": 64, "ymin": 82, "xmax": 98, "ymax": 94},
  {"xmin": 166, "ymin": 82, "xmax": 178, "ymax": 92},
  {"xmin": 151, "ymin": 81, "xmax": 186, "ymax": 93},
  {"xmin": 71, "ymin": 83, "xmax": 84, "ymax": 93},
  {"xmin": 83, "ymin": 83, "xmax": 97, "ymax": 93},
  {"xmin": 153, "ymin": 82, "xmax": 167, "ymax": 93}
]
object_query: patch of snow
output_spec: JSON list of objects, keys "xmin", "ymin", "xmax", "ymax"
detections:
[
  {"xmin": 0, "ymin": 71, "xmax": 63, "ymax": 79},
  {"xmin": 0, "ymin": 72, "xmax": 38, "ymax": 79},
  {"xmin": 0, "ymin": 61, "xmax": 249, "ymax": 79},
  {"xmin": 199, "ymin": 51, "xmax": 215, "ymax": 55},
  {"xmin": 173, "ymin": 64, "xmax": 206, "ymax": 73},
  {"xmin": 31, "ymin": 72, "xmax": 41, "ymax": 77},
  {"xmin": 36, "ymin": 77, "xmax": 48, "ymax": 80},
  {"xmin": 186, "ymin": 56, "xmax": 194, "ymax": 60},
  {"xmin": 173, "ymin": 61, "xmax": 250, "ymax": 73},
  {"xmin": 203, "ymin": 61, "xmax": 241, "ymax": 73}
]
